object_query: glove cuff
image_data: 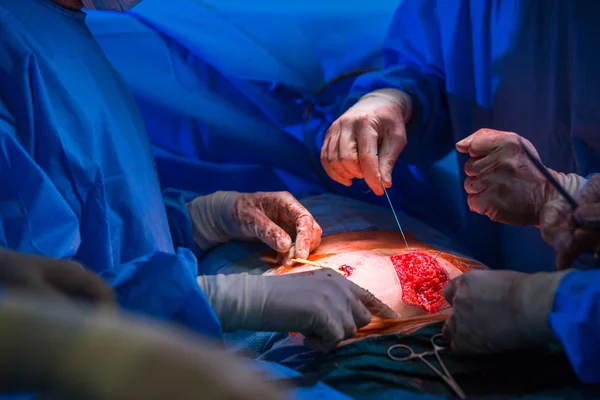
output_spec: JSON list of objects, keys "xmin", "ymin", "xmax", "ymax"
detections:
[
  {"xmin": 197, "ymin": 274, "xmax": 268, "ymax": 332},
  {"xmin": 360, "ymin": 89, "xmax": 413, "ymax": 123},
  {"xmin": 517, "ymin": 269, "xmax": 575, "ymax": 345},
  {"xmin": 187, "ymin": 191, "xmax": 245, "ymax": 251},
  {"xmin": 546, "ymin": 171, "xmax": 587, "ymax": 203}
]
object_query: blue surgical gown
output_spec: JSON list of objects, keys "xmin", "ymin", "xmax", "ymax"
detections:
[
  {"xmin": 550, "ymin": 269, "xmax": 600, "ymax": 383},
  {"xmin": 347, "ymin": 0, "xmax": 600, "ymax": 383},
  {"xmin": 85, "ymin": 2, "xmax": 468, "ymax": 253},
  {"xmin": 0, "ymin": 0, "xmax": 220, "ymax": 337},
  {"xmin": 348, "ymin": 0, "xmax": 600, "ymax": 271},
  {"xmin": 0, "ymin": 2, "xmax": 355, "ymax": 399}
]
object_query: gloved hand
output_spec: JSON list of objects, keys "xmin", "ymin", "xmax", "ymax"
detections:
[
  {"xmin": 0, "ymin": 291, "xmax": 287, "ymax": 400},
  {"xmin": 197, "ymin": 269, "xmax": 398, "ymax": 352},
  {"xmin": 442, "ymin": 269, "xmax": 573, "ymax": 354},
  {"xmin": 0, "ymin": 249, "xmax": 114, "ymax": 304},
  {"xmin": 187, "ymin": 191, "xmax": 322, "ymax": 266},
  {"xmin": 320, "ymin": 89, "xmax": 413, "ymax": 196},
  {"xmin": 540, "ymin": 174, "xmax": 600, "ymax": 269},
  {"xmin": 456, "ymin": 129, "xmax": 586, "ymax": 225}
]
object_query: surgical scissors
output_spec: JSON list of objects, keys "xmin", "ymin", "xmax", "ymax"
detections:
[{"xmin": 387, "ymin": 334, "xmax": 466, "ymax": 399}]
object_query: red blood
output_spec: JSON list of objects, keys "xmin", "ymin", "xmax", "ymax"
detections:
[
  {"xmin": 390, "ymin": 252, "xmax": 449, "ymax": 313},
  {"xmin": 338, "ymin": 264, "xmax": 355, "ymax": 278}
]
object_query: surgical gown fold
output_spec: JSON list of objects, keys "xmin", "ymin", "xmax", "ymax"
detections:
[{"xmin": 0, "ymin": 0, "xmax": 220, "ymax": 338}]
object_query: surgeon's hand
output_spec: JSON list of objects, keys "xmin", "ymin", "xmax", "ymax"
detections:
[
  {"xmin": 540, "ymin": 174, "xmax": 600, "ymax": 269},
  {"xmin": 320, "ymin": 89, "xmax": 413, "ymax": 196},
  {"xmin": 198, "ymin": 269, "xmax": 398, "ymax": 353},
  {"xmin": 187, "ymin": 191, "xmax": 322, "ymax": 266},
  {"xmin": 0, "ymin": 291, "xmax": 287, "ymax": 400},
  {"xmin": 456, "ymin": 129, "xmax": 586, "ymax": 225},
  {"xmin": 442, "ymin": 269, "xmax": 572, "ymax": 354},
  {"xmin": 0, "ymin": 249, "xmax": 114, "ymax": 304}
]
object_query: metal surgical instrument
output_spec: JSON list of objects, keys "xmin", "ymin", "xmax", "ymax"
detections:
[
  {"xmin": 387, "ymin": 333, "xmax": 466, "ymax": 399},
  {"xmin": 381, "ymin": 180, "xmax": 409, "ymax": 249},
  {"xmin": 519, "ymin": 138, "xmax": 579, "ymax": 209}
]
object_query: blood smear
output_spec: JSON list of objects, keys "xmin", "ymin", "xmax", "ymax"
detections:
[
  {"xmin": 338, "ymin": 264, "xmax": 355, "ymax": 278},
  {"xmin": 390, "ymin": 252, "xmax": 449, "ymax": 313}
]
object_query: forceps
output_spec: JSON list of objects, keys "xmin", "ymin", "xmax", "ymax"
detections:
[{"xmin": 387, "ymin": 334, "xmax": 466, "ymax": 399}]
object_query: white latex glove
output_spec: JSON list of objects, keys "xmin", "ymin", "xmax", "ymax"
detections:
[
  {"xmin": 187, "ymin": 191, "xmax": 322, "ymax": 266},
  {"xmin": 456, "ymin": 129, "xmax": 586, "ymax": 225},
  {"xmin": 442, "ymin": 269, "xmax": 573, "ymax": 354},
  {"xmin": 541, "ymin": 174, "xmax": 600, "ymax": 270},
  {"xmin": 197, "ymin": 269, "xmax": 398, "ymax": 352},
  {"xmin": 320, "ymin": 89, "xmax": 413, "ymax": 196},
  {"xmin": 0, "ymin": 291, "xmax": 287, "ymax": 400}
]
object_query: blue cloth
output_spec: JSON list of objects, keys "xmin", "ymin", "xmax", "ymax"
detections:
[
  {"xmin": 85, "ymin": 1, "xmax": 473, "ymax": 258},
  {"xmin": 0, "ymin": 0, "xmax": 220, "ymax": 337},
  {"xmin": 84, "ymin": 0, "xmax": 399, "ymax": 195},
  {"xmin": 0, "ymin": 2, "xmax": 353, "ymax": 399},
  {"xmin": 551, "ymin": 270, "xmax": 600, "ymax": 384},
  {"xmin": 345, "ymin": 0, "xmax": 600, "ymax": 272}
]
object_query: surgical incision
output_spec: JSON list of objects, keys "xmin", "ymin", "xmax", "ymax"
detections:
[
  {"xmin": 390, "ymin": 252, "xmax": 449, "ymax": 313},
  {"xmin": 330, "ymin": 251, "xmax": 449, "ymax": 313}
]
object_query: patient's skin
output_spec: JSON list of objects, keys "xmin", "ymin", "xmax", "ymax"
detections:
[{"xmin": 264, "ymin": 231, "xmax": 485, "ymax": 344}]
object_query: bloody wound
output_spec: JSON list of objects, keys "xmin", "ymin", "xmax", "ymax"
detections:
[
  {"xmin": 338, "ymin": 264, "xmax": 355, "ymax": 278},
  {"xmin": 390, "ymin": 252, "xmax": 449, "ymax": 313}
]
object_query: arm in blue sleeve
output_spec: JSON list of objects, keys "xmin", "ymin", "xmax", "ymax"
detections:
[
  {"xmin": 549, "ymin": 270, "xmax": 600, "ymax": 383},
  {"xmin": 345, "ymin": 0, "xmax": 452, "ymax": 164},
  {"xmin": 0, "ymin": 123, "xmax": 221, "ymax": 338},
  {"xmin": 0, "ymin": 28, "xmax": 220, "ymax": 338},
  {"xmin": 162, "ymin": 189, "xmax": 203, "ymax": 258}
]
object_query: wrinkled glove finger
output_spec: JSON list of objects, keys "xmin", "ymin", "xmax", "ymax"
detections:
[
  {"xmin": 463, "ymin": 155, "xmax": 497, "ymax": 177},
  {"xmin": 327, "ymin": 132, "xmax": 354, "ymax": 184},
  {"xmin": 539, "ymin": 199, "xmax": 573, "ymax": 248},
  {"xmin": 442, "ymin": 276, "xmax": 462, "ymax": 305},
  {"xmin": 442, "ymin": 313, "xmax": 456, "ymax": 343},
  {"xmin": 349, "ymin": 294, "xmax": 372, "ymax": 329},
  {"xmin": 576, "ymin": 174, "xmax": 600, "ymax": 203},
  {"xmin": 551, "ymin": 227, "xmax": 598, "ymax": 270},
  {"xmin": 466, "ymin": 191, "xmax": 494, "ymax": 217},
  {"xmin": 574, "ymin": 204, "xmax": 600, "ymax": 228},
  {"xmin": 356, "ymin": 123, "xmax": 383, "ymax": 196},
  {"xmin": 305, "ymin": 318, "xmax": 345, "ymax": 354},
  {"xmin": 337, "ymin": 121, "xmax": 364, "ymax": 180},
  {"xmin": 309, "ymin": 221, "xmax": 323, "ymax": 253},
  {"xmin": 282, "ymin": 224, "xmax": 322, "ymax": 266},
  {"xmin": 340, "ymin": 301, "xmax": 361, "ymax": 340},
  {"xmin": 293, "ymin": 215, "xmax": 316, "ymax": 261},
  {"xmin": 277, "ymin": 249, "xmax": 294, "ymax": 267},
  {"xmin": 321, "ymin": 125, "xmax": 351, "ymax": 186},
  {"xmin": 348, "ymin": 281, "xmax": 398, "ymax": 320},
  {"xmin": 457, "ymin": 129, "xmax": 514, "ymax": 158},
  {"xmin": 244, "ymin": 210, "xmax": 293, "ymax": 253},
  {"xmin": 377, "ymin": 119, "xmax": 406, "ymax": 188},
  {"xmin": 464, "ymin": 175, "xmax": 490, "ymax": 195}
]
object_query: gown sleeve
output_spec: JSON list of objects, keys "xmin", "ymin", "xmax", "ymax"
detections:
[
  {"xmin": 549, "ymin": 269, "xmax": 600, "ymax": 383},
  {"xmin": 344, "ymin": 0, "xmax": 452, "ymax": 164},
  {"xmin": 0, "ymin": 17, "xmax": 221, "ymax": 339}
]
